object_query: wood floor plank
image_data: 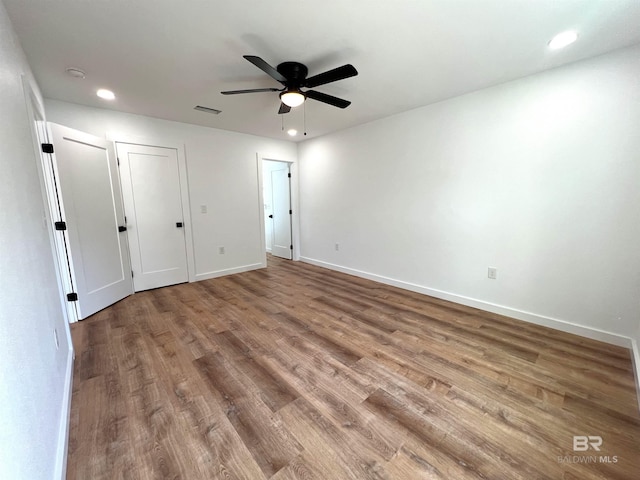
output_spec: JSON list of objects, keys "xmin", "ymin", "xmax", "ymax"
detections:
[
  {"xmin": 213, "ymin": 331, "xmax": 300, "ymax": 412},
  {"xmin": 67, "ymin": 255, "xmax": 640, "ymax": 479},
  {"xmin": 382, "ymin": 443, "xmax": 448, "ymax": 480},
  {"xmin": 194, "ymin": 352, "xmax": 303, "ymax": 477},
  {"xmin": 360, "ymin": 360, "xmax": 564, "ymax": 480},
  {"xmin": 271, "ymin": 310, "xmax": 364, "ymax": 366},
  {"xmin": 277, "ymin": 398, "xmax": 390, "ymax": 480},
  {"xmin": 259, "ymin": 345, "xmax": 401, "ymax": 464}
]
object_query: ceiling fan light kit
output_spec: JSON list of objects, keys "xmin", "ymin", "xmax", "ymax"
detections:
[
  {"xmin": 221, "ymin": 55, "xmax": 358, "ymax": 115},
  {"xmin": 280, "ymin": 90, "xmax": 306, "ymax": 108}
]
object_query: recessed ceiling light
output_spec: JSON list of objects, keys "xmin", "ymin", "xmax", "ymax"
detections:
[
  {"xmin": 65, "ymin": 67, "xmax": 86, "ymax": 79},
  {"xmin": 96, "ymin": 89, "xmax": 115, "ymax": 100},
  {"xmin": 548, "ymin": 30, "xmax": 578, "ymax": 50},
  {"xmin": 287, "ymin": 129, "xmax": 298, "ymax": 136}
]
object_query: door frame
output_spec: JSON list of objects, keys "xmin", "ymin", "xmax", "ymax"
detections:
[
  {"xmin": 257, "ymin": 155, "xmax": 300, "ymax": 265},
  {"xmin": 21, "ymin": 75, "xmax": 76, "ymax": 480},
  {"xmin": 110, "ymin": 134, "xmax": 196, "ymax": 282},
  {"xmin": 21, "ymin": 76, "xmax": 79, "ymax": 324}
]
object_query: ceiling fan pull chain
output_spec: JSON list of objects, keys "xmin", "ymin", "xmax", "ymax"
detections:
[{"xmin": 304, "ymin": 102, "xmax": 307, "ymax": 136}]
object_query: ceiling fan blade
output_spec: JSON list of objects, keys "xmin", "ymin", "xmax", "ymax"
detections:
[
  {"xmin": 305, "ymin": 90, "xmax": 351, "ymax": 109},
  {"xmin": 304, "ymin": 64, "xmax": 358, "ymax": 88},
  {"xmin": 278, "ymin": 103, "xmax": 291, "ymax": 115},
  {"xmin": 221, "ymin": 88, "xmax": 282, "ymax": 95},
  {"xmin": 243, "ymin": 55, "xmax": 287, "ymax": 83}
]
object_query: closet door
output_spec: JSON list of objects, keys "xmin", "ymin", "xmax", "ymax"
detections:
[
  {"xmin": 116, "ymin": 143, "xmax": 188, "ymax": 291},
  {"xmin": 48, "ymin": 123, "xmax": 133, "ymax": 319}
]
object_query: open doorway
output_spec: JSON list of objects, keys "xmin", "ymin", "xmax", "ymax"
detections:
[{"xmin": 262, "ymin": 160, "xmax": 293, "ymax": 260}]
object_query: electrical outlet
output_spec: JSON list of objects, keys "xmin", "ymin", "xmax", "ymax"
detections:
[
  {"xmin": 200, "ymin": 205, "xmax": 207, "ymax": 214},
  {"xmin": 488, "ymin": 267, "xmax": 497, "ymax": 280},
  {"xmin": 335, "ymin": 243, "xmax": 340, "ymax": 251},
  {"xmin": 218, "ymin": 246, "xmax": 225, "ymax": 254}
]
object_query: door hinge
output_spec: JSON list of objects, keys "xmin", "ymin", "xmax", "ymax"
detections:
[
  {"xmin": 290, "ymin": 244, "xmax": 293, "ymax": 250},
  {"xmin": 131, "ymin": 270, "xmax": 134, "ymax": 278},
  {"xmin": 41, "ymin": 143, "xmax": 54, "ymax": 154},
  {"xmin": 289, "ymin": 209, "xmax": 292, "ymax": 215},
  {"xmin": 287, "ymin": 172, "xmax": 291, "ymax": 178},
  {"xmin": 66, "ymin": 292, "xmax": 78, "ymax": 302},
  {"xmin": 117, "ymin": 157, "xmax": 120, "ymax": 166},
  {"xmin": 54, "ymin": 221, "xmax": 67, "ymax": 231}
]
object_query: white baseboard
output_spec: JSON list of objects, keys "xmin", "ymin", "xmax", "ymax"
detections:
[
  {"xmin": 631, "ymin": 338, "xmax": 640, "ymax": 412},
  {"xmin": 299, "ymin": 256, "xmax": 632, "ymax": 348},
  {"xmin": 194, "ymin": 262, "xmax": 264, "ymax": 282},
  {"xmin": 54, "ymin": 345, "xmax": 74, "ymax": 480}
]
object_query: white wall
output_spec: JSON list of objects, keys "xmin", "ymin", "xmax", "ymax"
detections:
[
  {"xmin": 298, "ymin": 45, "xmax": 640, "ymax": 344},
  {"xmin": 0, "ymin": 2, "xmax": 72, "ymax": 479},
  {"xmin": 44, "ymin": 100, "xmax": 297, "ymax": 280}
]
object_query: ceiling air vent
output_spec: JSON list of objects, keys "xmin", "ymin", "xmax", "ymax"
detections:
[{"xmin": 194, "ymin": 105, "xmax": 222, "ymax": 115}]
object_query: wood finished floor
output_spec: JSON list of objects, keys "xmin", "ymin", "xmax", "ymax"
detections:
[{"xmin": 68, "ymin": 256, "xmax": 640, "ymax": 479}]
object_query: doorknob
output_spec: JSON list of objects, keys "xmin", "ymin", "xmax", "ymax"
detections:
[
  {"xmin": 268, "ymin": 214, "xmax": 273, "ymax": 219},
  {"xmin": 118, "ymin": 226, "xmax": 127, "ymax": 232},
  {"xmin": 176, "ymin": 222, "xmax": 183, "ymax": 228}
]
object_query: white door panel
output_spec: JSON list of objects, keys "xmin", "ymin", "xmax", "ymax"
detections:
[
  {"xmin": 49, "ymin": 123, "xmax": 133, "ymax": 319},
  {"xmin": 117, "ymin": 143, "xmax": 188, "ymax": 291},
  {"xmin": 271, "ymin": 166, "xmax": 292, "ymax": 259}
]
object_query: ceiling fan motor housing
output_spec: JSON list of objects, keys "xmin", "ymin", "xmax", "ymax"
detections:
[{"xmin": 277, "ymin": 62, "xmax": 309, "ymax": 89}]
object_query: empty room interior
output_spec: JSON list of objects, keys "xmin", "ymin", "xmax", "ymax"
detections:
[{"xmin": 1, "ymin": 1, "xmax": 639, "ymax": 479}]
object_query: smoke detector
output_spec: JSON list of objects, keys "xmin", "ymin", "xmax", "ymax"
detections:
[{"xmin": 65, "ymin": 67, "xmax": 86, "ymax": 79}]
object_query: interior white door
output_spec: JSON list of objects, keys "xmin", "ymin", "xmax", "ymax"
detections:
[
  {"xmin": 116, "ymin": 143, "xmax": 188, "ymax": 291},
  {"xmin": 271, "ymin": 165, "xmax": 292, "ymax": 259},
  {"xmin": 48, "ymin": 123, "xmax": 133, "ymax": 319}
]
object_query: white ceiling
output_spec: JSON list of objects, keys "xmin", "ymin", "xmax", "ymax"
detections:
[{"xmin": 5, "ymin": 0, "xmax": 640, "ymax": 141}]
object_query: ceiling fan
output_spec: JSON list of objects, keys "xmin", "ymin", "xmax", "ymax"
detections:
[{"xmin": 221, "ymin": 55, "xmax": 358, "ymax": 114}]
